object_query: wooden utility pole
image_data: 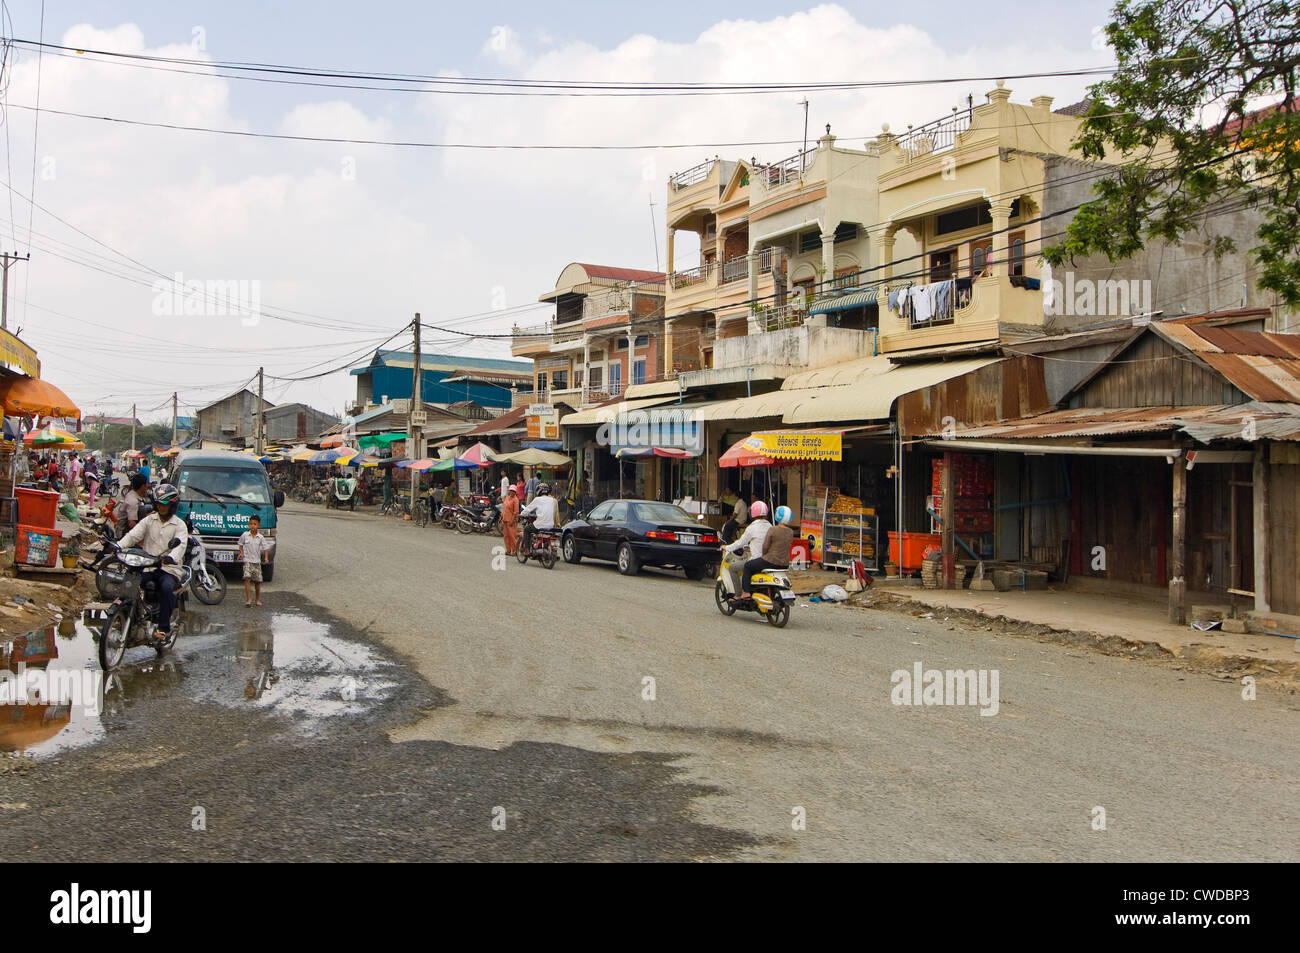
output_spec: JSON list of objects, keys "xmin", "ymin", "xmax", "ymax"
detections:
[
  {"xmin": 1168, "ymin": 453, "xmax": 1188, "ymax": 624},
  {"xmin": 130, "ymin": 403, "xmax": 137, "ymax": 452},
  {"xmin": 256, "ymin": 367, "xmax": 265, "ymax": 454},
  {"xmin": 171, "ymin": 393, "xmax": 178, "ymax": 446},
  {"xmin": 0, "ymin": 251, "xmax": 30, "ymax": 332},
  {"xmin": 410, "ymin": 314, "xmax": 422, "ymax": 508}
]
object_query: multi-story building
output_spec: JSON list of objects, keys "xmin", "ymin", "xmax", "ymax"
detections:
[{"xmin": 512, "ymin": 263, "xmax": 666, "ymax": 408}]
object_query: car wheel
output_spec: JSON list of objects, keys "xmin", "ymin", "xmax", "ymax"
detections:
[
  {"xmin": 616, "ymin": 542, "xmax": 640, "ymax": 576},
  {"xmin": 684, "ymin": 565, "xmax": 706, "ymax": 581},
  {"xmin": 562, "ymin": 534, "xmax": 582, "ymax": 564},
  {"xmin": 262, "ymin": 563, "xmax": 275, "ymax": 583}
]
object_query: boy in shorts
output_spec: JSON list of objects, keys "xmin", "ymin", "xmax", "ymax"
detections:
[{"xmin": 237, "ymin": 515, "xmax": 270, "ymax": 607}]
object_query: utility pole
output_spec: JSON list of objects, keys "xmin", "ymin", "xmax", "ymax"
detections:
[
  {"xmin": 410, "ymin": 314, "xmax": 422, "ymax": 508},
  {"xmin": 131, "ymin": 403, "xmax": 137, "ymax": 452},
  {"xmin": 799, "ymin": 98, "xmax": 810, "ymax": 172},
  {"xmin": 256, "ymin": 367, "xmax": 265, "ymax": 454},
  {"xmin": 171, "ymin": 393, "xmax": 178, "ymax": 446},
  {"xmin": 648, "ymin": 194, "xmax": 659, "ymax": 272},
  {"xmin": 0, "ymin": 252, "xmax": 30, "ymax": 332}
]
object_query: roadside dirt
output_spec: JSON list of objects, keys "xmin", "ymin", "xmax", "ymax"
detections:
[{"xmin": 848, "ymin": 587, "xmax": 1300, "ymax": 694}]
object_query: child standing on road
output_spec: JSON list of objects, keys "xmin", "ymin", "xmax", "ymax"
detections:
[{"xmin": 238, "ymin": 515, "xmax": 270, "ymax": 607}]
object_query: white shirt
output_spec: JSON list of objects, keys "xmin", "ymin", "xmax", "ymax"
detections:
[
  {"xmin": 119, "ymin": 512, "xmax": 188, "ymax": 579},
  {"xmin": 238, "ymin": 531, "xmax": 270, "ymax": 565},
  {"xmin": 500, "ymin": 476, "xmax": 510, "ymax": 496},
  {"xmin": 520, "ymin": 495, "xmax": 557, "ymax": 529},
  {"xmin": 729, "ymin": 518, "xmax": 772, "ymax": 560}
]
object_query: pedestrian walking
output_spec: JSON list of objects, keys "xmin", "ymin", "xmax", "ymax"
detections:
[
  {"xmin": 524, "ymin": 469, "xmax": 539, "ymax": 504},
  {"xmin": 501, "ymin": 484, "xmax": 520, "ymax": 555},
  {"xmin": 238, "ymin": 515, "xmax": 271, "ymax": 607},
  {"xmin": 515, "ymin": 473, "xmax": 525, "ymax": 502},
  {"xmin": 500, "ymin": 471, "xmax": 510, "ymax": 499}
]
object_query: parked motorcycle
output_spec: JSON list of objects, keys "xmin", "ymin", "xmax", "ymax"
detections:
[
  {"xmin": 186, "ymin": 533, "xmax": 227, "ymax": 605},
  {"xmin": 516, "ymin": 515, "xmax": 559, "ymax": 569},
  {"xmin": 456, "ymin": 495, "xmax": 501, "ymax": 534},
  {"xmin": 714, "ymin": 550, "xmax": 795, "ymax": 628},
  {"xmin": 95, "ymin": 538, "xmax": 192, "ymax": 670}
]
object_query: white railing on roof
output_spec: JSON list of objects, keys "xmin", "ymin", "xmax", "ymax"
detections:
[
  {"xmin": 668, "ymin": 159, "xmax": 715, "ymax": 190},
  {"xmin": 753, "ymin": 149, "xmax": 814, "ymax": 189},
  {"xmin": 897, "ymin": 104, "xmax": 973, "ymax": 163}
]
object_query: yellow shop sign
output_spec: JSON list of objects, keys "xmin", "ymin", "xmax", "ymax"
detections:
[{"xmin": 744, "ymin": 430, "xmax": 843, "ymax": 461}]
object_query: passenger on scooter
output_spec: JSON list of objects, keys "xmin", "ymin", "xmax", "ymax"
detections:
[
  {"xmin": 725, "ymin": 502, "xmax": 792, "ymax": 600},
  {"xmin": 519, "ymin": 482, "xmax": 556, "ymax": 553},
  {"xmin": 119, "ymin": 473, "xmax": 149, "ymax": 538},
  {"xmin": 117, "ymin": 483, "xmax": 188, "ymax": 644}
]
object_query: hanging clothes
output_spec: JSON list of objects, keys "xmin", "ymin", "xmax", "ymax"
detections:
[{"xmin": 910, "ymin": 285, "xmax": 932, "ymax": 323}]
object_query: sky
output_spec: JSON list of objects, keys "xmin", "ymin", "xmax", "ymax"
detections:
[{"xmin": 0, "ymin": 0, "xmax": 1117, "ymax": 425}]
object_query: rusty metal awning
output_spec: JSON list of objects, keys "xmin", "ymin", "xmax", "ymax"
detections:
[{"xmin": 917, "ymin": 402, "xmax": 1300, "ymax": 444}]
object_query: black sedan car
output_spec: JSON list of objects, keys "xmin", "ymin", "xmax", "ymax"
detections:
[{"xmin": 561, "ymin": 499, "xmax": 721, "ymax": 578}]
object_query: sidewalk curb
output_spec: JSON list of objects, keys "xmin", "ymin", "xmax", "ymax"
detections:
[{"xmin": 849, "ymin": 590, "xmax": 1300, "ymax": 691}]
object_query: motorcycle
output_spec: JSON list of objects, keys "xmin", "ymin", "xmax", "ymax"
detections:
[
  {"xmin": 327, "ymin": 476, "xmax": 358, "ymax": 511},
  {"xmin": 456, "ymin": 495, "xmax": 501, "ymax": 534},
  {"xmin": 186, "ymin": 533, "xmax": 227, "ymax": 605},
  {"xmin": 516, "ymin": 515, "xmax": 559, "ymax": 569},
  {"xmin": 437, "ymin": 501, "xmax": 460, "ymax": 529},
  {"xmin": 95, "ymin": 538, "xmax": 193, "ymax": 670},
  {"xmin": 714, "ymin": 549, "xmax": 795, "ymax": 628}
]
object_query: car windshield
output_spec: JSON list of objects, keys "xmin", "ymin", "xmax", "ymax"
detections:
[
  {"xmin": 634, "ymin": 502, "xmax": 695, "ymax": 524},
  {"xmin": 178, "ymin": 466, "xmax": 271, "ymax": 505}
]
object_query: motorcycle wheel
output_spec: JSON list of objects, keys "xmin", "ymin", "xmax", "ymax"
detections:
[
  {"xmin": 516, "ymin": 538, "xmax": 529, "ymax": 564},
  {"xmin": 190, "ymin": 560, "xmax": 228, "ymax": 605},
  {"xmin": 540, "ymin": 547, "xmax": 557, "ymax": 570},
  {"xmin": 456, "ymin": 515, "xmax": 473, "ymax": 534},
  {"xmin": 766, "ymin": 600, "xmax": 791, "ymax": 629},
  {"xmin": 441, "ymin": 514, "xmax": 456, "ymax": 530},
  {"xmin": 714, "ymin": 581, "xmax": 736, "ymax": 616},
  {"xmin": 99, "ymin": 604, "xmax": 131, "ymax": 670}
]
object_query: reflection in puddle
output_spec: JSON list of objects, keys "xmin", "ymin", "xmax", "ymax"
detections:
[
  {"xmin": 189, "ymin": 611, "xmax": 396, "ymax": 725},
  {"xmin": 0, "ymin": 607, "xmax": 395, "ymax": 757}
]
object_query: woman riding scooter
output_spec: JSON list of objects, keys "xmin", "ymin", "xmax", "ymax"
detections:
[{"xmin": 725, "ymin": 502, "xmax": 793, "ymax": 601}]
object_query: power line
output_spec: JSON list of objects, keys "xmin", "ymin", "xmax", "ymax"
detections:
[{"xmin": 8, "ymin": 38, "xmax": 1118, "ymax": 97}]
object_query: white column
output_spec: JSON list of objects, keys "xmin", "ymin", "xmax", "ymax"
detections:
[
  {"xmin": 988, "ymin": 202, "xmax": 1014, "ymax": 278},
  {"xmin": 821, "ymin": 231, "xmax": 836, "ymax": 288},
  {"xmin": 667, "ymin": 228, "xmax": 676, "ymax": 276},
  {"xmin": 582, "ymin": 336, "xmax": 591, "ymax": 405},
  {"xmin": 876, "ymin": 230, "xmax": 896, "ymax": 282}
]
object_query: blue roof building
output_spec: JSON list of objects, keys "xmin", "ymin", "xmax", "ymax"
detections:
[{"xmin": 350, "ymin": 349, "xmax": 533, "ymax": 412}]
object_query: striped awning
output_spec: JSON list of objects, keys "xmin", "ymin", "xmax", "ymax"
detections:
[{"xmin": 809, "ymin": 287, "xmax": 878, "ymax": 315}]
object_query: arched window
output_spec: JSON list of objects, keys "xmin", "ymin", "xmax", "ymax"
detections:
[{"xmin": 1010, "ymin": 235, "xmax": 1025, "ymax": 276}]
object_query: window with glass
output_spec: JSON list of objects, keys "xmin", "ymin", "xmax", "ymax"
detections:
[{"xmin": 632, "ymin": 360, "xmax": 646, "ymax": 385}]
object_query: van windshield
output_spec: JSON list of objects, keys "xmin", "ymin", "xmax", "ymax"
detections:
[{"xmin": 177, "ymin": 466, "xmax": 271, "ymax": 505}]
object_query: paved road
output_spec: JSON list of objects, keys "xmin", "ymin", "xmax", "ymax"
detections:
[{"xmin": 3, "ymin": 500, "xmax": 1296, "ymax": 861}]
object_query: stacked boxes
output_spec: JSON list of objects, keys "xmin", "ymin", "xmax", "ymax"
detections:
[{"xmin": 932, "ymin": 455, "xmax": 994, "ymax": 558}]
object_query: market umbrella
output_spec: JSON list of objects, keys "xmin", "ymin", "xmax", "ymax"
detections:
[
  {"xmin": 717, "ymin": 437, "xmax": 797, "ymax": 468},
  {"xmin": 614, "ymin": 446, "xmax": 692, "ymax": 459},
  {"xmin": 359, "ymin": 432, "xmax": 409, "ymax": 449},
  {"xmin": 429, "ymin": 456, "xmax": 480, "ymax": 472},
  {"xmin": 397, "ymin": 458, "xmax": 436, "ymax": 471},
  {"xmin": 290, "ymin": 447, "xmax": 317, "ymax": 463},
  {"xmin": 319, "ymin": 434, "xmax": 348, "ymax": 449},
  {"xmin": 308, "ymin": 446, "xmax": 359, "ymax": 465},
  {"xmin": 492, "ymin": 448, "xmax": 572, "ymax": 467},
  {"xmin": 0, "ymin": 375, "xmax": 80, "ymax": 418},
  {"xmin": 356, "ymin": 454, "xmax": 408, "ymax": 468},
  {"xmin": 459, "ymin": 442, "xmax": 497, "ymax": 466},
  {"xmin": 27, "ymin": 427, "xmax": 75, "ymax": 446}
]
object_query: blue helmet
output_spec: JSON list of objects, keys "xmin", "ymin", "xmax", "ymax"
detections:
[{"xmin": 774, "ymin": 505, "xmax": 793, "ymax": 526}]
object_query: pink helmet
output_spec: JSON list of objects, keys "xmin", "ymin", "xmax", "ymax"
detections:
[{"xmin": 749, "ymin": 500, "xmax": 769, "ymax": 519}]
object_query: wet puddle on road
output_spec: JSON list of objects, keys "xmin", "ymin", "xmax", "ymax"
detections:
[{"xmin": 0, "ymin": 606, "xmax": 397, "ymax": 759}]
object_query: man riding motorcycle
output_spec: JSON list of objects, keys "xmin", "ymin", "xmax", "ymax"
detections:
[
  {"xmin": 518, "ymin": 481, "xmax": 557, "ymax": 554},
  {"xmin": 117, "ymin": 483, "xmax": 188, "ymax": 644}
]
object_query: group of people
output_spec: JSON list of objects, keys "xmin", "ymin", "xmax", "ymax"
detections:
[{"xmin": 16, "ymin": 450, "xmax": 114, "ymax": 499}]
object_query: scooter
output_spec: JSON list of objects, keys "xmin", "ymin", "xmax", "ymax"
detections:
[{"xmin": 714, "ymin": 550, "xmax": 795, "ymax": 628}]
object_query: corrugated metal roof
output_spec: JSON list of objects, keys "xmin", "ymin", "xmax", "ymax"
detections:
[
  {"xmin": 1149, "ymin": 324, "xmax": 1300, "ymax": 402},
  {"xmin": 559, "ymin": 395, "xmax": 683, "ymax": 427},
  {"xmin": 927, "ymin": 402, "xmax": 1300, "ymax": 443},
  {"xmin": 808, "ymin": 288, "xmax": 878, "ymax": 315}
]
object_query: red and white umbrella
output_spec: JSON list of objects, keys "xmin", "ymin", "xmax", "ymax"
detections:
[{"xmin": 458, "ymin": 442, "xmax": 497, "ymax": 466}]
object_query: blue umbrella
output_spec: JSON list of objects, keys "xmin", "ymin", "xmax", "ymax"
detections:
[
  {"xmin": 308, "ymin": 446, "xmax": 359, "ymax": 465},
  {"xmin": 430, "ymin": 456, "xmax": 479, "ymax": 472}
]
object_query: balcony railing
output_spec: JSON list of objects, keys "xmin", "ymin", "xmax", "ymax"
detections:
[
  {"xmin": 753, "ymin": 149, "xmax": 814, "ymax": 189},
  {"xmin": 897, "ymin": 104, "xmax": 972, "ymax": 163},
  {"xmin": 755, "ymin": 303, "xmax": 806, "ymax": 332},
  {"xmin": 720, "ymin": 256, "xmax": 750, "ymax": 284},
  {"xmin": 668, "ymin": 159, "xmax": 715, "ymax": 190},
  {"xmin": 669, "ymin": 262, "xmax": 714, "ymax": 290}
]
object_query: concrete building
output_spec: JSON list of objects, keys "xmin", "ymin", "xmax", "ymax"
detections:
[
  {"xmin": 264, "ymin": 402, "xmax": 338, "ymax": 444},
  {"xmin": 349, "ymin": 350, "xmax": 534, "ymax": 416},
  {"xmin": 195, "ymin": 389, "xmax": 274, "ymax": 447}
]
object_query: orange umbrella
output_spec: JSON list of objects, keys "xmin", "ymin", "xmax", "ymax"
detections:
[
  {"xmin": 0, "ymin": 375, "xmax": 79, "ymax": 418},
  {"xmin": 320, "ymin": 434, "xmax": 347, "ymax": 448}
]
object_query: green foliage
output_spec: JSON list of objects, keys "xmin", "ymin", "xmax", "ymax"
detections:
[
  {"xmin": 81, "ymin": 422, "xmax": 173, "ymax": 455},
  {"xmin": 1044, "ymin": 0, "xmax": 1300, "ymax": 304}
]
